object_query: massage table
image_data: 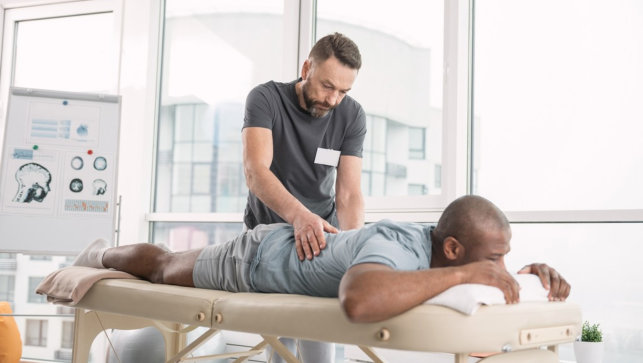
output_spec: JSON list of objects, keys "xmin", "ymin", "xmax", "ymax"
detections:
[{"xmin": 66, "ymin": 278, "xmax": 582, "ymax": 363}]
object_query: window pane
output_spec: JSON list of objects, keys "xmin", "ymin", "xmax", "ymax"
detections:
[
  {"xmin": 154, "ymin": 1, "xmax": 286, "ymax": 213},
  {"xmin": 14, "ymin": 13, "xmax": 116, "ymax": 93},
  {"xmin": 316, "ymin": 0, "xmax": 444, "ymax": 197},
  {"xmin": 507, "ymin": 223, "xmax": 643, "ymax": 362},
  {"xmin": 0, "ymin": 274, "xmax": 15, "ymax": 304},
  {"xmin": 61, "ymin": 321, "xmax": 74, "ymax": 349},
  {"xmin": 473, "ymin": 0, "xmax": 643, "ymax": 210},
  {"xmin": 26, "ymin": 319, "xmax": 48, "ymax": 347},
  {"xmin": 28, "ymin": 277, "xmax": 46, "ymax": 304},
  {"xmin": 152, "ymin": 222, "xmax": 244, "ymax": 251},
  {"xmin": 2, "ymin": 254, "xmax": 74, "ymax": 360}
]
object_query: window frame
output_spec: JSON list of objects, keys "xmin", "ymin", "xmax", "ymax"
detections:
[{"xmin": 145, "ymin": 0, "xmax": 471, "ymax": 226}]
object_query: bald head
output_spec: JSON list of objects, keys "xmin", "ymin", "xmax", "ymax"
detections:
[{"xmin": 433, "ymin": 195, "xmax": 510, "ymax": 251}]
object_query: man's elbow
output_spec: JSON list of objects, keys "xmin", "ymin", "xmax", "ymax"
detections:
[
  {"xmin": 243, "ymin": 163, "xmax": 263, "ymax": 191},
  {"xmin": 337, "ymin": 189, "xmax": 363, "ymax": 208},
  {"xmin": 340, "ymin": 294, "xmax": 373, "ymax": 323}
]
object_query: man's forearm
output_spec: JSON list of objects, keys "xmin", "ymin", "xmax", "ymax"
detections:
[
  {"xmin": 336, "ymin": 192, "xmax": 364, "ymax": 230},
  {"xmin": 339, "ymin": 264, "xmax": 466, "ymax": 323},
  {"xmin": 246, "ymin": 166, "xmax": 308, "ymax": 224},
  {"xmin": 340, "ymin": 261, "xmax": 520, "ymax": 323}
]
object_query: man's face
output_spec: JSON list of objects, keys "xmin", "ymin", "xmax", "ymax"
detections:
[
  {"xmin": 301, "ymin": 56, "xmax": 358, "ymax": 118},
  {"xmin": 462, "ymin": 227, "xmax": 512, "ymax": 269}
]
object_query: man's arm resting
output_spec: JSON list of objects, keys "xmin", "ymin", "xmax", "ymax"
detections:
[
  {"xmin": 518, "ymin": 263, "xmax": 571, "ymax": 301},
  {"xmin": 339, "ymin": 262, "xmax": 520, "ymax": 323},
  {"xmin": 335, "ymin": 155, "xmax": 364, "ymax": 230}
]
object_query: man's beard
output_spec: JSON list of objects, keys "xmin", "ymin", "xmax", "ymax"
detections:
[{"xmin": 303, "ymin": 82, "xmax": 334, "ymax": 118}]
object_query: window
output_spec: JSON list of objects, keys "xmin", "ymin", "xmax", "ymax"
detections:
[
  {"xmin": 472, "ymin": 0, "xmax": 643, "ymax": 212},
  {"xmin": 152, "ymin": 222, "xmax": 243, "ymax": 251},
  {"xmin": 30, "ymin": 255, "xmax": 52, "ymax": 261},
  {"xmin": 506, "ymin": 223, "xmax": 643, "ymax": 362},
  {"xmin": 316, "ymin": 0, "xmax": 444, "ymax": 201},
  {"xmin": 28, "ymin": 277, "xmax": 46, "ymax": 303},
  {"xmin": 472, "ymin": 1, "xmax": 643, "ymax": 361},
  {"xmin": 361, "ymin": 116, "xmax": 387, "ymax": 196},
  {"xmin": 408, "ymin": 127, "xmax": 426, "ymax": 160},
  {"xmin": 0, "ymin": 254, "xmax": 17, "ymax": 271},
  {"xmin": 12, "ymin": 12, "xmax": 117, "ymax": 94},
  {"xmin": 408, "ymin": 184, "xmax": 427, "ymax": 196},
  {"xmin": 25, "ymin": 319, "xmax": 48, "ymax": 347},
  {"xmin": 154, "ymin": 0, "xmax": 290, "ymax": 215},
  {"xmin": 0, "ymin": 275, "xmax": 15, "ymax": 303},
  {"xmin": 61, "ymin": 321, "xmax": 74, "ymax": 349}
]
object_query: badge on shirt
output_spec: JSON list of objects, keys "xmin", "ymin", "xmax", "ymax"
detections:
[{"xmin": 314, "ymin": 147, "xmax": 340, "ymax": 167}]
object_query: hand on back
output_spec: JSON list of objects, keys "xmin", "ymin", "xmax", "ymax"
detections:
[{"xmin": 292, "ymin": 211, "xmax": 338, "ymax": 260}]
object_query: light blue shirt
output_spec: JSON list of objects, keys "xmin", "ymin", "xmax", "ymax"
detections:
[{"xmin": 249, "ymin": 220, "xmax": 433, "ymax": 297}]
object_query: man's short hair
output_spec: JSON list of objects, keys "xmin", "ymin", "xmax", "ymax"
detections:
[
  {"xmin": 309, "ymin": 32, "xmax": 362, "ymax": 70},
  {"xmin": 433, "ymin": 195, "xmax": 510, "ymax": 248}
]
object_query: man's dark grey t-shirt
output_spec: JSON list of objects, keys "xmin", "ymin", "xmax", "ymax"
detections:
[{"xmin": 243, "ymin": 79, "xmax": 366, "ymax": 229}]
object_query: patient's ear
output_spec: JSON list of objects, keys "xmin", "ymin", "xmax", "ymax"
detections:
[{"xmin": 443, "ymin": 236, "xmax": 464, "ymax": 261}]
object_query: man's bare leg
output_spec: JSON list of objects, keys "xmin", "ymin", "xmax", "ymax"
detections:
[{"xmin": 75, "ymin": 241, "xmax": 202, "ymax": 287}]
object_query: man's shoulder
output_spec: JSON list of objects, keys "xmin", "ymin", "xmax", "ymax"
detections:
[
  {"xmin": 252, "ymin": 80, "xmax": 295, "ymax": 95},
  {"xmin": 334, "ymin": 94, "xmax": 365, "ymax": 125},
  {"xmin": 338, "ymin": 94, "xmax": 364, "ymax": 113},
  {"xmin": 248, "ymin": 80, "xmax": 297, "ymax": 109}
]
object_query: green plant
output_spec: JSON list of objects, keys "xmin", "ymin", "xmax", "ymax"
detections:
[{"xmin": 581, "ymin": 321, "xmax": 603, "ymax": 342}]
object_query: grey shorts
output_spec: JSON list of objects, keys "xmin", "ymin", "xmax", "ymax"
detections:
[{"xmin": 192, "ymin": 223, "xmax": 286, "ymax": 292}]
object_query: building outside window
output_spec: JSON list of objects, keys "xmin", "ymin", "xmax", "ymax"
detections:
[
  {"xmin": 25, "ymin": 319, "xmax": 48, "ymax": 347},
  {"xmin": 27, "ymin": 277, "xmax": 46, "ymax": 304},
  {"xmin": 316, "ymin": 0, "xmax": 444, "ymax": 199},
  {"xmin": 0, "ymin": 275, "xmax": 15, "ymax": 303},
  {"xmin": 408, "ymin": 127, "xmax": 426, "ymax": 160},
  {"xmin": 61, "ymin": 321, "xmax": 74, "ymax": 349}
]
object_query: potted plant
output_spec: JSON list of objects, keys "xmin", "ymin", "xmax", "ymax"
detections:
[{"xmin": 573, "ymin": 321, "xmax": 604, "ymax": 363}]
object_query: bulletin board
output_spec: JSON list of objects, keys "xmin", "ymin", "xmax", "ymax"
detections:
[{"xmin": 0, "ymin": 87, "xmax": 121, "ymax": 254}]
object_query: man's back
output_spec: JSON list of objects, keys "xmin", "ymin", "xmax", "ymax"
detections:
[{"xmin": 249, "ymin": 220, "xmax": 432, "ymax": 296}]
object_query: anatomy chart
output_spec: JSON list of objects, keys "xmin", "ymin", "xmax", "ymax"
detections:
[{"xmin": 0, "ymin": 88, "xmax": 121, "ymax": 254}]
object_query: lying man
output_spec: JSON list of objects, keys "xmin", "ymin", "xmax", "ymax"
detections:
[{"xmin": 73, "ymin": 195, "xmax": 570, "ymax": 323}]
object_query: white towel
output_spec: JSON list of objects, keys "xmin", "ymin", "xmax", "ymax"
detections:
[{"xmin": 424, "ymin": 274, "xmax": 549, "ymax": 315}]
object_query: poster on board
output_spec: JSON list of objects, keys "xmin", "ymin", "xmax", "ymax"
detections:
[{"xmin": 0, "ymin": 87, "xmax": 121, "ymax": 254}]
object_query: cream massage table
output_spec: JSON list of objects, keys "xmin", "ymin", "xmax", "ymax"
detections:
[{"xmin": 66, "ymin": 278, "xmax": 582, "ymax": 363}]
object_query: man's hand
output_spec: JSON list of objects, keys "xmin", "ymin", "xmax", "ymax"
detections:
[
  {"xmin": 293, "ymin": 212, "xmax": 338, "ymax": 260},
  {"xmin": 518, "ymin": 263, "xmax": 571, "ymax": 301},
  {"xmin": 462, "ymin": 261, "xmax": 521, "ymax": 304}
]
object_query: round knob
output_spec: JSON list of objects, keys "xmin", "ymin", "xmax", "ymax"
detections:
[
  {"xmin": 196, "ymin": 312, "xmax": 206, "ymax": 321},
  {"xmin": 214, "ymin": 313, "xmax": 223, "ymax": 323},
  {"xmin": 377, "ymin": 328, "xmax": 391, "ymax": 341}
]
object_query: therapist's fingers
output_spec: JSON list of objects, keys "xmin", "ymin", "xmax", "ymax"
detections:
[
  {"xmin": 307, "ymin": 229, "xmax": 322, "ymax": 257},
  {"xmin": 294, "ymin": 235, "xmax": 306, "ymax": 261},
  {"xmin": 313, "ymin": 222, "xmax": 334, "ymax": 250},
  {"xmin": 322, "ymin": 220, "xmax": 339, "ymax": 234},
  {"xmin": 300, "ymin": 234, "xmax": 314, "ymax": 260}
]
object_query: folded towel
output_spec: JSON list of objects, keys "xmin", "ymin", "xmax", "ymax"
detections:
[
  {"xmin": 424, "ymin": 274, "xmax": 549, "ymax": 315},
  {"xmin": 35, "ymin": 266, "xmax": 138, "ymax": 305}
]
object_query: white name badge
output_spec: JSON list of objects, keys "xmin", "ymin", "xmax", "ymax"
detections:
[{"xmin": 314, "ymin": 147, "xmax": 340, "ymax": 167}]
